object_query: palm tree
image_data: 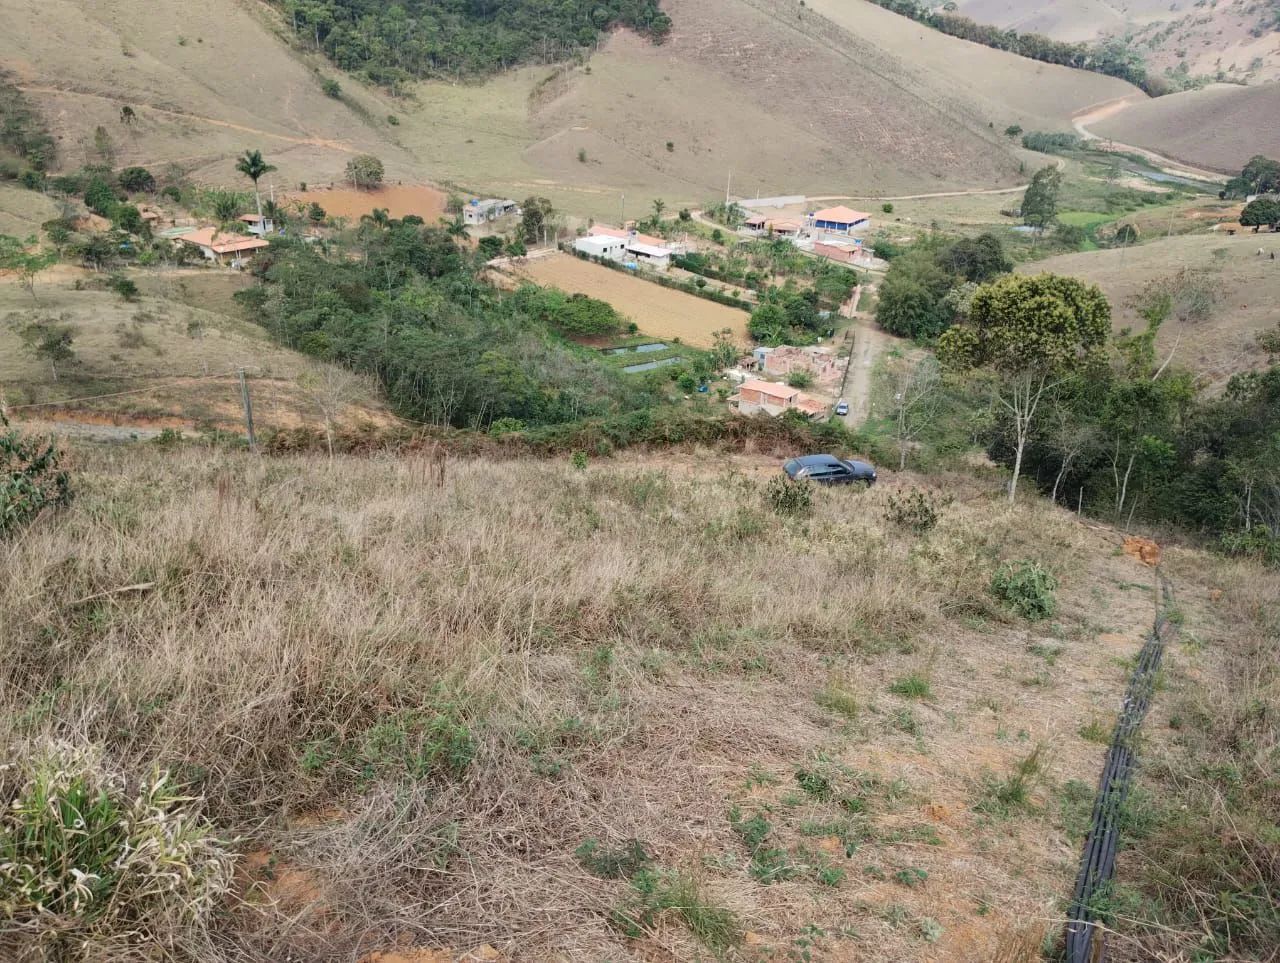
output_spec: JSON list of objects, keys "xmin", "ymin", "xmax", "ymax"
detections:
[
  {"xmin": 440, "ymin": 213, "xmax": 468, "ymax": 239},
  {"xmin": 235, "ymin": 149, "xmax": 277, "ymax": 234},
  {"xmin": 652, "ymin": 198, "xmax": 666, "ymax": 220},
  {"xmin": 361, "ymin": 207, "xmax": 391, "ymax": 229}
]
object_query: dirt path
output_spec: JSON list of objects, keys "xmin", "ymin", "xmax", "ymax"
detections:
[
  {"xmin": 839, "ymin": 312, "xmax": 898, "ymax": 426},
  {"xmin": 1070, "ymin": 95, "xmax": 1225, "ymax": 181},
  {"xmin": 16, "ymin": 84, "xmax": 359, "ymax": 154}
]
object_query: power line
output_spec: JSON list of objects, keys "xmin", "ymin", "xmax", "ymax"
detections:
[{"xmin": 4, "ymin": 371, "xmax": 242, "ymax": 411}]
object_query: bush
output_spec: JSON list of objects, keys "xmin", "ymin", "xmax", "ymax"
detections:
[
  {"xmin": 1020, "ymin": 131, "xmax": 1081, "ymax": 154},
  {"xmin": 321, "ymin": 77, "xmax": 342, "ymax": 98},
  {"xmin": 765, "ymin": 475, "xmax": 812, "ymax": 516},
  {"xmin": 108, "ymin": 274, "xmax": 140, "ymax": 302},
  {"xmin": 1, "ymin": 416, "xmax": 70, "ymax": 536},
  {"xmin": 884, "ymin": 488, "xmax": 946, "ymax": 534},
  {"xmin": 786, "ymin": 370, "xmax": 814, "ymax": 389},
  {"xmin": 0, "ymin": 741, "xmax": 234, "ymax": 955},
  {"xmin": 991, "ymin": 560, "xmax": 1057, "ymax": 620},
  {"xmin": 882, "ymin": 202, "xmax": 894, "ymax": 214},
  {"xmin": 117, "ymin": 166, "xmax": 156, "ymax": 193}
]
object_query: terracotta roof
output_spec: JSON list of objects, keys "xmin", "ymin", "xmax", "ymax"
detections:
[
  {"xmin": 238, "ymin": 213, "xmax": 266, "ymax": 223},
  {"xmin": 769, "ymin": 219, "xmax": 802, "ymax": 232},
  {"xmin": 179, "ymin": 228, "xmax": 270, "ymax": 255},
  {"xmin": 740, "ymin": 379, "xmax": 797, "ymax": 400},
  {"xmin": 811, "ymin": 205, "xmax": 871, "ymax": 223}
]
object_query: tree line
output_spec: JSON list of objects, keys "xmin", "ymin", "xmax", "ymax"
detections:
[
  {"xmin": 863, "ymin": 0, "xmax": 1162, "ymax": 94},
  {"xmin": 271, "ymin": 0, "xmax": 672, "ymax": 88}
]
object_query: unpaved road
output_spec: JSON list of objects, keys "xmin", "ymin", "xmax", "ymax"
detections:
[
  {"xmin": 1070, "ymin": 96, "xmax": 1225, "ymax": 182},
  {"xmin": 839, "ymin": 313, "xmax": 899, "ymax": 427}
]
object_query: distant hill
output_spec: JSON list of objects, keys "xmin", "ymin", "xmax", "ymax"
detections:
[
  {"xmin": 1090, "ymin": 83, "xmax": 1280, "ymax": 173},
  {"xmin": 952, "ymin": 0, "xmax": 1280, "ymax": 84}
]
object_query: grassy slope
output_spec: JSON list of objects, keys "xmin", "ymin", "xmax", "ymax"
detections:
[
  {"xmin": 0, "ymin": 441, "xmax": 1235, "ymax": 961},
  {"xmin": 394, "ymin": 0, "xmax": 1140, "ymax": 218},
  {"xmin": 1020, "ymin": 230, "xmax": 1280, "ymax": 384},
  {"xmin": 1091, "ymin": 83, "xmax": 1280, "ymax": 173},
  {"xmin": 0, "ymin": 0, "xmax": 417, "ymax": 187},
  {"xmin": 0, "ymin": 267, "xmax": 389, "ymax": 430}
]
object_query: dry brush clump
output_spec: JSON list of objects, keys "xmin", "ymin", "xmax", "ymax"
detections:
[{"xmin": 0, "ymin": 445, "xmax": 1096, "ymax": 956}]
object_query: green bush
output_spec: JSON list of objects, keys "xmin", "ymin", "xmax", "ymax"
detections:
[
  {"xmin": 1, "ymin": 416, "xmax": 70, "ymax": 536},
  {"xmin": 765, "ymin": 475, "xmax": 812, "ymax": 516},
  {"xmin": 884, "ymin": 488, "xmax": 946, "ymax": 534},
  {"xmin": 990, "ymin": 560, "xmax": 1057, "ymax": 620},
  {"xmin": 0, "ymin": 741, "xmax": 234, "ymax": 954}
]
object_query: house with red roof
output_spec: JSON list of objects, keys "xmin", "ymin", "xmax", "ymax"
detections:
[
  {"xmin": 178, "ymin": 228, "xmax": 270, "ymax": 264},
  {"xmin": 733, "ymin": 379, "xmax": 826, "ymax": 419},
  {"xmin": 806, "ymin": 205, "xmax": 871, "ymax": 237}
]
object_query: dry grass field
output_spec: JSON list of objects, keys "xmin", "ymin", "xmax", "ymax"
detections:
[
  {"xmin": 0, "ymin": 0, "xmax": 416, "ymax": 187},
  {"xmin": 1021, "ymin": 230, "xmax": 1280, "ymax": 384},
  {"xmin": 1089, "ymin": 83, "xmax": 1280, "ymax": 173},
  {"xmin": 285, "ymin": 184, "xmax": 448, "ymax": 224},
  {"xmin": 517, "ymin": 253, "xmax": 750, "ymax": 346},
  {"xmin": 0, "ymin": 440, "xmax": 1257, "ymax": 961},
  {"xmin": 0, "ymin": 184, "xmax": 63, "ymax": 237},
  {"xmin": 0, "ymin": 266, "xmax": 389, "ymax": 431}
]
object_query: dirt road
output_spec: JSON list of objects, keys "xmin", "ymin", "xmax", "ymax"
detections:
[
  {"xmin": 839, "ymin": 314, "xmax": 899, "ymax": 427},
  {"xmin": 1070, "ymin": 96, "xmax": 1225, "ymax": 181}
]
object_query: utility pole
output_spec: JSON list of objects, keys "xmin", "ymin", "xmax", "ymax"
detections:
[
  {"xmin": 620, "ymin": 192, "xmax": 625, "ymax": 228},
  {"xmin": 238, "ymin": 368, "xmax": 257, "ymax": 452},
  {"xmin": 725, "ymin": 170, "xmax": 732, "ymax": 206}
]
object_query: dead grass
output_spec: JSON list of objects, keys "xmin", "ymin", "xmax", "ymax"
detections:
[
  {"xmin": 0, "ymin": 439, "xmax": 1225, "ymax": 960},
  {"xmin": 0, "ymin": 267, "xmax": 390, "ymax": 430}
]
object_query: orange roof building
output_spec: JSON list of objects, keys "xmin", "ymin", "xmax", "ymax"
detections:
[
  {"xmin": 808, "ymin": 206, "xmax": 871, "ymax": 234},
  {"xmin": 178, "ymin": 228, "xmax": 270, "ymax": 262}
]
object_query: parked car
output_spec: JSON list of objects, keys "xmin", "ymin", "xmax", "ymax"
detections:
[
  {"xmin": 782, "ymin": 454, "xmax": 876, "ymax": 486},
  {"xmin": 835, "ymin": 399, "xmax": 849, "ymax": 416}
]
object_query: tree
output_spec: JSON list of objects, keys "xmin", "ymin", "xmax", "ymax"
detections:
[
  {"xmin": 84, "ymin": 177, "xmax": 118, "ymax": 217},
  {"xmin": 652, "ymin": 198, "xmax": 666, "ymax": 220},
  {"xmin": 882, "ymin": 202, "xmax": 894, "ymax": 214},
  {"xmin": 938, "ymin": 273, "xmax": 1110, "ymax": 502},
  {"xmin": 0, "ymin": 235, "xmax": 57, "ymax": 302},
  {"xmin": 210, "ymin": 190, "xmax": 241, "ymax": 225},
  {"xmin": 346, "ymin": 154, "xmax": 384, "ymax": 190},
  {"xmin": 321, "ymin": 77, "xmax": 342, "ymax": 98},
  {"xmin": 118, "ymin": 166, "xmax": 156, "ymax": 193},
  {"xmin": 92, "ymin": 125, "xmax": 115, "ymax": 165},
  {"xmin": 299, "ymin": 362, "xmax": 362, "ymax": 460},
  {"xmin": 937, "ymin": 232, "xmax": 1012, "ymax": 283},
  {"xmin": 440, "ymin": 213, "xmax": 469, "ymax": 239},
  {"xmin": 119, "ymin": 105, "xmax": 136, "ymax": 125},
  {"xmin": 17, "ymin": 317, "xmax": 77, "ymax": 380},
  {"xmin": 1241, "ymin": 197, "xmax": 1280, "ymax": 229},
  {"xmin": 877, "ymin": 354, "xmax": 942, "ymax": 470},
  {"xmin": 235, "ymin": 149, "xmax": 277, "ymax": 233},
  {"xmin": 1240, "ymin": 154, "xmax": 1280, "ymax": 194},
  {"xmin": 445, "ymin": 193, "xmax": 465, "ymax": 215},
  {"xmin": 1020, "ymin": 165, "xmax": 1062, "ymax": 235},
  {"xmin": 307, "ymin": 202, "xmax": 327, "ymax": 224},
  {"xmin": 519, "ymin": 196, "xmax": 555, "ymax": 245},
  {"xmin": 786, "ymin": 370, "xmax": 813, "ymax": 389},
  {"xmin": 1004, "ymin": 124, "xmax": 1023, "ymax": 138},
  {"xmin": 112, "ymin": 203, "xmax": 145, "ymax": 235}
]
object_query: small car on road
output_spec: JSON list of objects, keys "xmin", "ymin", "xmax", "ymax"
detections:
[
  {"xmin": 782, "ymin": 454, "xmax": 876, "ymax": 486},
  {"xmin": 835, "ymin": 399, "xmax": 849, "ymax": 416}
]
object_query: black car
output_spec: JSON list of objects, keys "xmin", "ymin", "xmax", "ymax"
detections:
[{"xmin": 782, "ymin": 454, "xmax": 877, "ymax": 486}]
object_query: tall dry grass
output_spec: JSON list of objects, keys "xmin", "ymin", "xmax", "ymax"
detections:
[{"xmin": 0, "ymin": 444, "xmax": 1094, "ymax": 959}]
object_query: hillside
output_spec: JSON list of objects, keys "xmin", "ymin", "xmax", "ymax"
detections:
[
  {"xmin": 393, "ymin": 0, "xmax": 1140, "ymax": 217},
  {"xmin": 1089, "ymin": 82, "xmax": 1280, "ymax": 172},
  {"xmin": 1019, "ymin": 229, "xmax": 1280, "ymax": 383},
  {"xmin": 953, "ymin": 0, "xmax": 1280, "ymax": 83},
  {"xmin": 0, "ymin": 0, "xmax": 416, "ymax": 188},
  {"xmin": 1, "ymin": 438, "xmax": 1269, "ymax": 960},
  {"xmin": 0, "ymin": 266, "xmax": 390, "ymax": 433}
]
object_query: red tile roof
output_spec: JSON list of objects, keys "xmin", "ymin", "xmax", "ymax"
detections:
[
  {"xmin": 589, "ymin": 225, "xmax": 667, "ymax": 248},
  {"xmin": 179, "ymin": 228, "xmax": 270, "ymax": 255},
  {"xmin": 811, "ymin": 205, "xmax": 871, "ymax": 224},
  {"xmin": 740, "ymin": 379, "xmax": 797, "ymax": 400}
]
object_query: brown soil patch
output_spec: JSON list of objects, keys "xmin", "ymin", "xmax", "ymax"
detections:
[
  {"xmin": 286, "ymin": 184, "xmax": 447, "ymax": 223},
  {"xmin": 1123, "ymin": 537, "xmax": 1161, "ymax": 567}
]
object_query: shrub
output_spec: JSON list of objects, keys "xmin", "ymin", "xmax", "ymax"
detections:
[
  {"xmin": 0, "ymin": 741, "xmax": 234, "ymax": 955},
  {"xmin": 117, "ymin": 166, "xmax": 155, "ymax": 193},
  {"xmin": 991, "ymin": 560, "xmax": 1057, "ymax": 620},
  {"xmin": 765, "ymin": 475, "xmax": 812, "ymax": 516},
  {"xmin": 786, "ymin": 370, "xmax": 814, "ymax": 389},
  {"xmin": 108, "ymin": 274, "xmax": 140, "ymax": 302},
  {"xmin": 321, "ymin": 77, "xmax": 342, "ymax": 98},
  {"xmin": 884, "ymin": 488, "xmax": 946, "ymax": 534},
  {"xmin": 1, "ymin": 416, "xmax": 70, "ymax": 536},
  {"xmin": 882, "ymin": 202, "xmax": 894, "ymax": 214}
]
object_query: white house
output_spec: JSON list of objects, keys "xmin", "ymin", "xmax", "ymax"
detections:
[
  {"xmin": 627, "ymin": 241, "xmax": 671, "ymax": 270},
  {"xmin": 238, "ymin": 213, "xmax": 275, "ymax": 236},
  {"xmin": 574, "ymin": 234, "xmax": 628, "ymax": 262}
]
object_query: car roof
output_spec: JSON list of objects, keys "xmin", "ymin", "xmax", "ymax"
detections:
[{"xmin": 789, "ymin": 454, "xmax": 844, "ymax": 468}]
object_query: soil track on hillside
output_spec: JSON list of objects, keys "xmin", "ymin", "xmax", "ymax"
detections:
[{"xmin": 1071, "ymin": 96, "xmax": 1225, "ymax": 180}]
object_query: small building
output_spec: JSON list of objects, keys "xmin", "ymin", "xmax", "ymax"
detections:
[
  {"xmin": 744, "ymin": 212, "xmax": 769, "ymax": 233},
  {"xmin": 807, "ymin": 205, "xmax": 871, "ymax": 236},
  {"xmin": 238, "ymin": 213, "xmax": 275, "ymax": 236},
  {"xmin": 734, "ymin": 379, "xmax": 824, "ymax": 418},
  {"xmin": 627, "ymin": 241, "xmax": 671, "ymax": 271},
  {"xmin": 574, "ymin": 234, "xmax": 628, "ymax": 262},
  {"xmin": 768, "ymin": 219, "xmax": 803, "ymax": 238},
  {"xmin": 463, "ymin": 198, "xmax": 518, "ymax": 225},
  {"xmin": 178, "ymin": 228, "xmax": 270, "ymax": 264}
]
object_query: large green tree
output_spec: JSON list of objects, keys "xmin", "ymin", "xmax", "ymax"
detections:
[
  {"xmin": 1020, "ymin": 165, "xmax": 1062, "ymax": 235},
  {"xmin": 1241, "ymin": 197, "xmax": 1280, "ymax": 230},
  {"xmin": 938, "ymin": 273, "xmax": 1110, "ymax": 502},
  {"xmin": 345, "ymin": 154, "xmax": 384, "ymax": 190},
  {"xmin": 0, "ymin": 235, "xmax": 57, "ymax": 302}
]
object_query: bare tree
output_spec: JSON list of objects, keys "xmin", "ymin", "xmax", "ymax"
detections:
[
  {"xmin": 877, "ymin": 354, "xmax": 942, "ymax": 471},
  {"xmin": 298, "ymin": 363, "xmax": 364, "ymax": 460}
]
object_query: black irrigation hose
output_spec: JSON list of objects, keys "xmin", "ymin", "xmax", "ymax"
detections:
[{"xmin": 1064, "ymin": 575, "xmax": 1176, "ymax": 963}]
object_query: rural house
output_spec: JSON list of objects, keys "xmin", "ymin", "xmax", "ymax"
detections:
[
  {"xmin": 806, "ymin": 205, "xmax": 871, "ymax": 237},
  {"xmin": 178, "ymin": 228, "xmax": 270, "ymax": 265},
  {"xmin": 756, "ymin": 345, "xmax": 842, "ymax": 386},
  {"xmin": 463, "ymin": 198, "xmax": 518, "ymax": 225},
  {"xmin": 576, "ymin": 225, "xmax": 678, "ymax": 270},
  {"xmin": 734, "ymin": 379, "xmax": 826, "ymax": 418},
  {"xmin": 573, "ymin": 234, "xmax": 629, "ymax": 261},
  {"xmin": 238, "ymin": 213, "xmax": 275, "ymax": 236}
]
